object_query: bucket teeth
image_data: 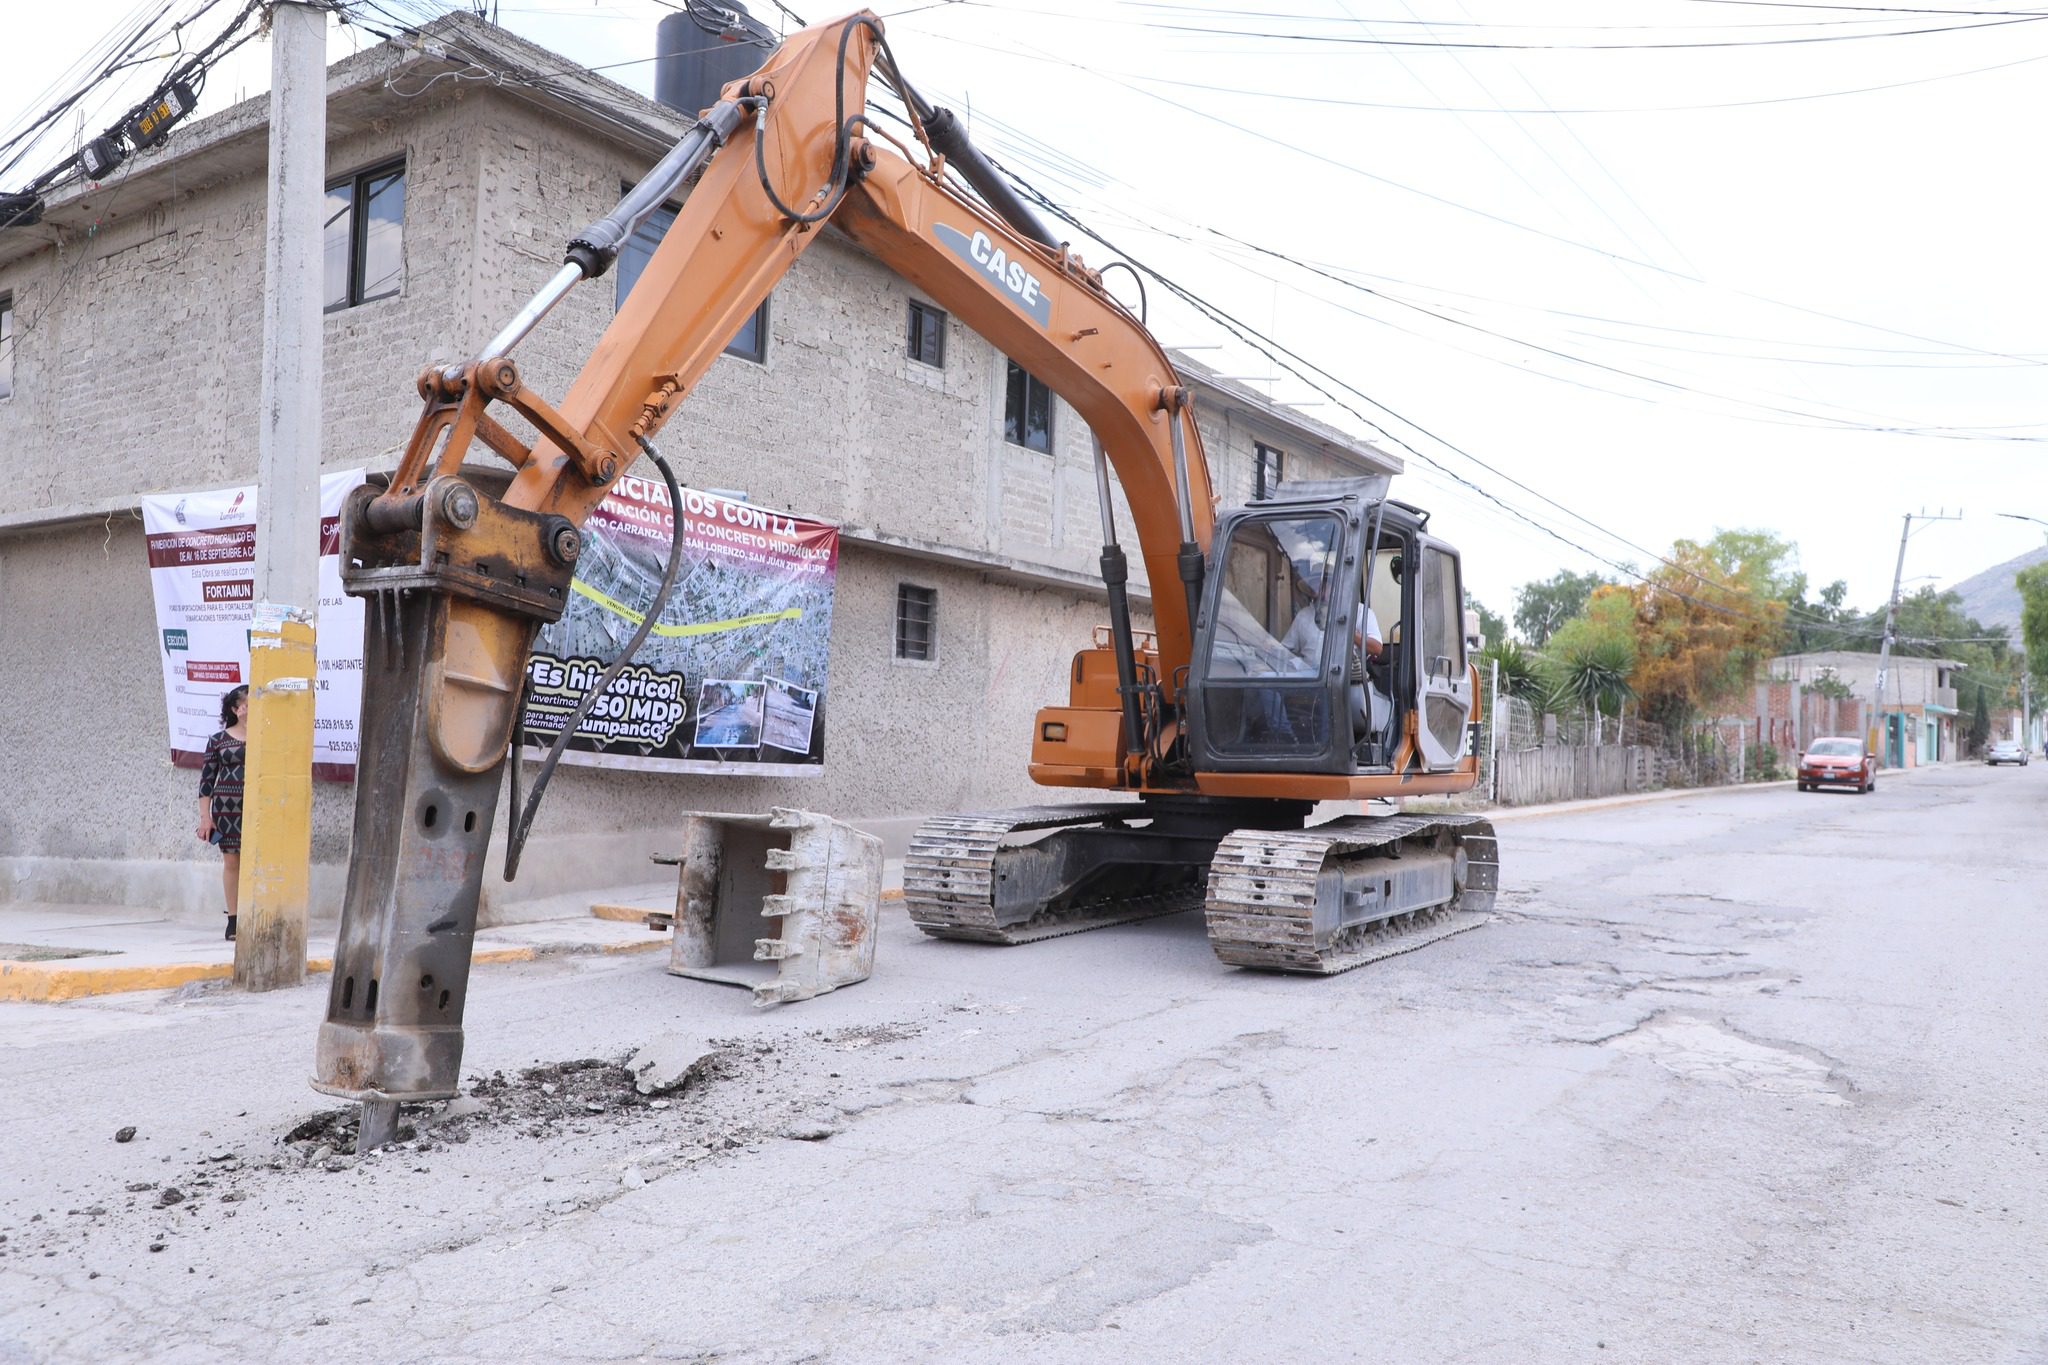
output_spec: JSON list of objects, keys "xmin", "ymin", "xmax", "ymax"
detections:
[{"xmin": 666, "ymin": 810, "xmax": 880, "ymax": 1006}]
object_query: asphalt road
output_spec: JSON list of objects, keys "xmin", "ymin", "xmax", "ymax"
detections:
[{"xmin": 4, "ymin": 762, "xmax": 2045, "ymax": 1364}]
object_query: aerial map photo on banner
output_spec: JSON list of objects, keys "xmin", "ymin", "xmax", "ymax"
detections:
[{"xmin": 525, "ymin": 474, "xmax": 839, "ymax": 775}]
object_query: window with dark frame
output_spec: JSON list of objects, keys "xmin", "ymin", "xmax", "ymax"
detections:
[
  {"xmin": 895, "ymin": 584, "xmax": 937, "ymax": 661},
  {"xmin": 616, "ymin": 193, "xmax": 770, "ymax": 363},
  {"xmin": 322, "ymin": 160, "xmax": 405, "ymax": 312},
  {"xmin": 0, "ymin": 293, "xmax": 13, "ymax": 400},
  {"xmin": 1254, "ymin": 442, "xmax": 1285, "ymax": 499},
  {"xmin": 613, "ymin": 199, "xmax": 676, "ymax": 307},
  {"xmin": 1003, "ymin": 358, "xmax": 1053, "ymax": 452},
  {"xmin": 907, "ymin": 300, "xmax": 946, "ymax": 367},
  {"xmin": 723, "ymin": 298, "xmax": 769, "ymax": 363}
]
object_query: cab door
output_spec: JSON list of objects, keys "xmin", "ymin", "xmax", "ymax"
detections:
[{"xmin": 1414, "ymin": 538, "xmax": 1473, "ymax": 770}]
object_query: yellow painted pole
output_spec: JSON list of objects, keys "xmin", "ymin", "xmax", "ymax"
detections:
[
  {"xmin": 238, "ymin": 0, "xmax": 327, "ymax": 991},
  {"xmin": 235, "ymin": 612, "xmax": 315, "ymax": 989}
]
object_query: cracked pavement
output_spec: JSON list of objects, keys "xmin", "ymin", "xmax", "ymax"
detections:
[{"xmin": 5, "ymin": 763, "xmax": 2047, "ymax": 1362}]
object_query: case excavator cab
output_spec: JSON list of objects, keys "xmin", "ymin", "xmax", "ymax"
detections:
[{"xmin": 1188, "ymin": 477, "xmax": 1470, "ymax": 779}]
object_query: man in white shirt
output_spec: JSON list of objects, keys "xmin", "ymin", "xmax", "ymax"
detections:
[{"xmin": 1281, "ymin": 564, "xmax": 1389, "ymax": 737}]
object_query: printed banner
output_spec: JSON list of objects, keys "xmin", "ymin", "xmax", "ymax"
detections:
[
  {"xmin": 524, "ymin": 475, "xmax": 838, "ymax": 775},
  {"xmin": 142, "ymin": 472, "xmax": 367, "ymax": 779}
]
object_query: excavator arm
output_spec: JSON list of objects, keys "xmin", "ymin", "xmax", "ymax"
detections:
[{"xmin": 315, "ymin": 11, "xmax": 1217, "ymax": 1123}]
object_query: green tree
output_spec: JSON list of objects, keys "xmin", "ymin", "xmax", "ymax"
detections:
[
  {"xmin": 2017, "ymin": 562, "xmax": 2048, "ymax": 681},
  {"xmin": 1702, "ymin": 528, "xmax": 1805, "ymax": 603},
  {"xmin": 1540, "ymin": 586, "xmax": 1638, "ymax": 736},
  {"xmin": 1806, "ymin": 670, "xmax": 1854, "ymax": 702},
  {"xmin": 1471, "ymin": 599, "xmax": 1510, "ymax": 651},
  {"xmin": 1890, "ymin": 587, "xmax": 2008, "ymax": 662},
  {"xmin": 1968, "ymin": 683, "xmax": 1991, "ymax": 756},
  {"xmin": 1543, "ymin": 634, "xmax": 1637, "ymax": 720},
  {"xmin": 1477, "ymin": 636, "xmax": 1542, "ymax": 700},
  {"xmin": 1783, "ymin": 578, "xmax": 1857, "ymax": 653},
  {"xmin": 1890, "ymin": 587, "xmax": 2019, "ymax": 712},
  {"xmin": 1628, "ymin": 538, "xmax": 1786, "ymax": 730},
  {"xmin": 1514, "ymin": 569, "xmax": 1609, "ymax": 648}
]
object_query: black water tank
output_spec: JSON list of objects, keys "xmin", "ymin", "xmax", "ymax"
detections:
[{"xmin": 655, "ymin": 2, "xmax": 778, "ymax": 118}]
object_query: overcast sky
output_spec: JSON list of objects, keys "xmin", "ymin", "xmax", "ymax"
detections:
[{"xmin": 6, "ymin": 0, "xmax": 2044, "ymax": 620}]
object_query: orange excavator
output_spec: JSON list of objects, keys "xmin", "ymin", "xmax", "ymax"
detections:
[{"xmin": 314, "ymin": 11, "xmax": 1495, "ymax": 1141}]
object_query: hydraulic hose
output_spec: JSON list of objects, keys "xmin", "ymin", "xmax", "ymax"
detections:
[{"xmin": 503, "ymin": 436, "xmax": 685, "ymax": 881}]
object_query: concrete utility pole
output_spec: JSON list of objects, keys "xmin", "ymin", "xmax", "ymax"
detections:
[
  {"xmin": 1869, "ymin": 509, "xmax": 1961, "ymax": 768},
  {"xmin": 237, "ymin": 0, "xmax": 328, "ymax": 991},
  {"xmin": 1869, "ymin": 515, "xmax": 1912, "ymax": 767}
]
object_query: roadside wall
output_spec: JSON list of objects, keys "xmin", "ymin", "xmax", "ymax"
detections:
[{"xmin": 1494, "ymin": 744, "xmax": 1655, "ymax": 807}]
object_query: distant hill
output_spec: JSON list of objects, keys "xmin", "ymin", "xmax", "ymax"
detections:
[{"xmin": 1944, "ymin": 543, "xmax": 2048, "ymax": 632}]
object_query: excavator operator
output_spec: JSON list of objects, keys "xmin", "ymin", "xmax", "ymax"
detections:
[{"xmin": 1282, "ymin": 558, "xmax": 1388, "ymax": 741}]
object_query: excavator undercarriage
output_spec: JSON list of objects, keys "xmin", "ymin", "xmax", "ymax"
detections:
[{"xmin": 904, "ymin": 799, "xmax": 1497, "ymax": 973}]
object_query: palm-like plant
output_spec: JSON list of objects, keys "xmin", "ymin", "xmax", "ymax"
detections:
[
  {"xmin": 1541, "ymin": 634, "xmax": 1636, "ymax": 744},
  {"xmin": 1477, "ymin": 637, "xmax": 1542, "ymax": 700}
]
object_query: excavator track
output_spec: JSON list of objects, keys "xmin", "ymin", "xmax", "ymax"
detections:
[
  {"xmin": 903, "ymin": 803, "xmax": 1206, "ymax": 944},
  {"xmin": 1205, "ymin": 813, "xmax": 1498, "ymax": 974}
]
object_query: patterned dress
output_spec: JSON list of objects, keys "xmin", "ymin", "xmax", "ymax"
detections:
[{"xmin": 199, "ymin": 730, "xmax": 246, "ymax": 855}]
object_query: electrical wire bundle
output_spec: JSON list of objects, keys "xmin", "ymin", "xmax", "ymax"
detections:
[{"xmin": 0, "ymin": 0, "xmax": 273, "ymax": 232}]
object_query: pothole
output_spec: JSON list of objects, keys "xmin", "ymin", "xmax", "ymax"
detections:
[
  {"xmin": 1628, "ymin": 968, "xmax": 1793, "ymax": 998},
  {"xmin": 1602, "ymin": 1012, "xmax": 1851, "ymax": 1105}
]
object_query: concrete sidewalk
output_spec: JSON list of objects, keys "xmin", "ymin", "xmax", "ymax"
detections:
[{"xmin": 0, "ymin": 898, "xmax": 677, "ymax": 1004}]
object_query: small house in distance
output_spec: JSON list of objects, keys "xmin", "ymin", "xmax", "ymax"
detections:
[{"xmin": 1766, "ymin": 651, "xmax": 1965, "ymax": 767}]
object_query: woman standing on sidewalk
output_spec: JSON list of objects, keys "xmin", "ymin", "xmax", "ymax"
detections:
[{"xmin": 196, "ymin": 685, "xmax": 248, "ymax": 941}]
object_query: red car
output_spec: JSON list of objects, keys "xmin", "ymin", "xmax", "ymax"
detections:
[{"xmin": 1797, "ymin": 737, "xmax": 1877, "ymax": 794}]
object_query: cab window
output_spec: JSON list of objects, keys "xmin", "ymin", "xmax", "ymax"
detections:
[
  {"xmin": 1207, "ymin": 516, "xmax": 1340, "ymax": 679},
  {"xmin": 1422, "ymin": 547, "xmax": 1463, "ymax": 675}
]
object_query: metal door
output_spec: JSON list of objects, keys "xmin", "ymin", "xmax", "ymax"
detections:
[{"xmin": 1414, "ymin": 539, "xmax": 1472, "ymax": 770}]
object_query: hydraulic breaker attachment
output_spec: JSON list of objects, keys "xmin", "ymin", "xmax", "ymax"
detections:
[
  {"xmin": 312, "ymin": 470, "xmax": 580, "ymax": 1113},
  {"xmin": 665, "ymin": 808, "xmax": 881, "ymax": 1007}
]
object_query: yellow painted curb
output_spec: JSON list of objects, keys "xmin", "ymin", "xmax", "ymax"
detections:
[
  {"xmin": 0, "ymin": 959, "xmax": 232, "ymax": 1004},
  {"xmin": 600, "ymin": 938, "xmax": 670, "ymax": 955},
  {"xmin": 590, "ymin": 901, "xmax": 661, "ymax": 923},
  {"xmin": 2, "ymin": 933, "xmax": 668, "ymax": 1003}
]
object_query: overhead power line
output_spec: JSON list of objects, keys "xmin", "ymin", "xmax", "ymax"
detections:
[
  {"xmin": 1072, "ymin": 45, "xmax": 2048, "ymax": 116},
  {"xmin": 907, "ymin": 24, "xmax": 2045, "ymax": 368},
  {"xmin": 1137, "ymin": 11, "xmax": 2048, "ymax": 51}
]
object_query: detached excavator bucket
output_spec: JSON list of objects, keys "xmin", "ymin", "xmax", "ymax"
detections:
[{"xmin": 666, "ymin": 808, "xmax": 881, "ymax": 1006}]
